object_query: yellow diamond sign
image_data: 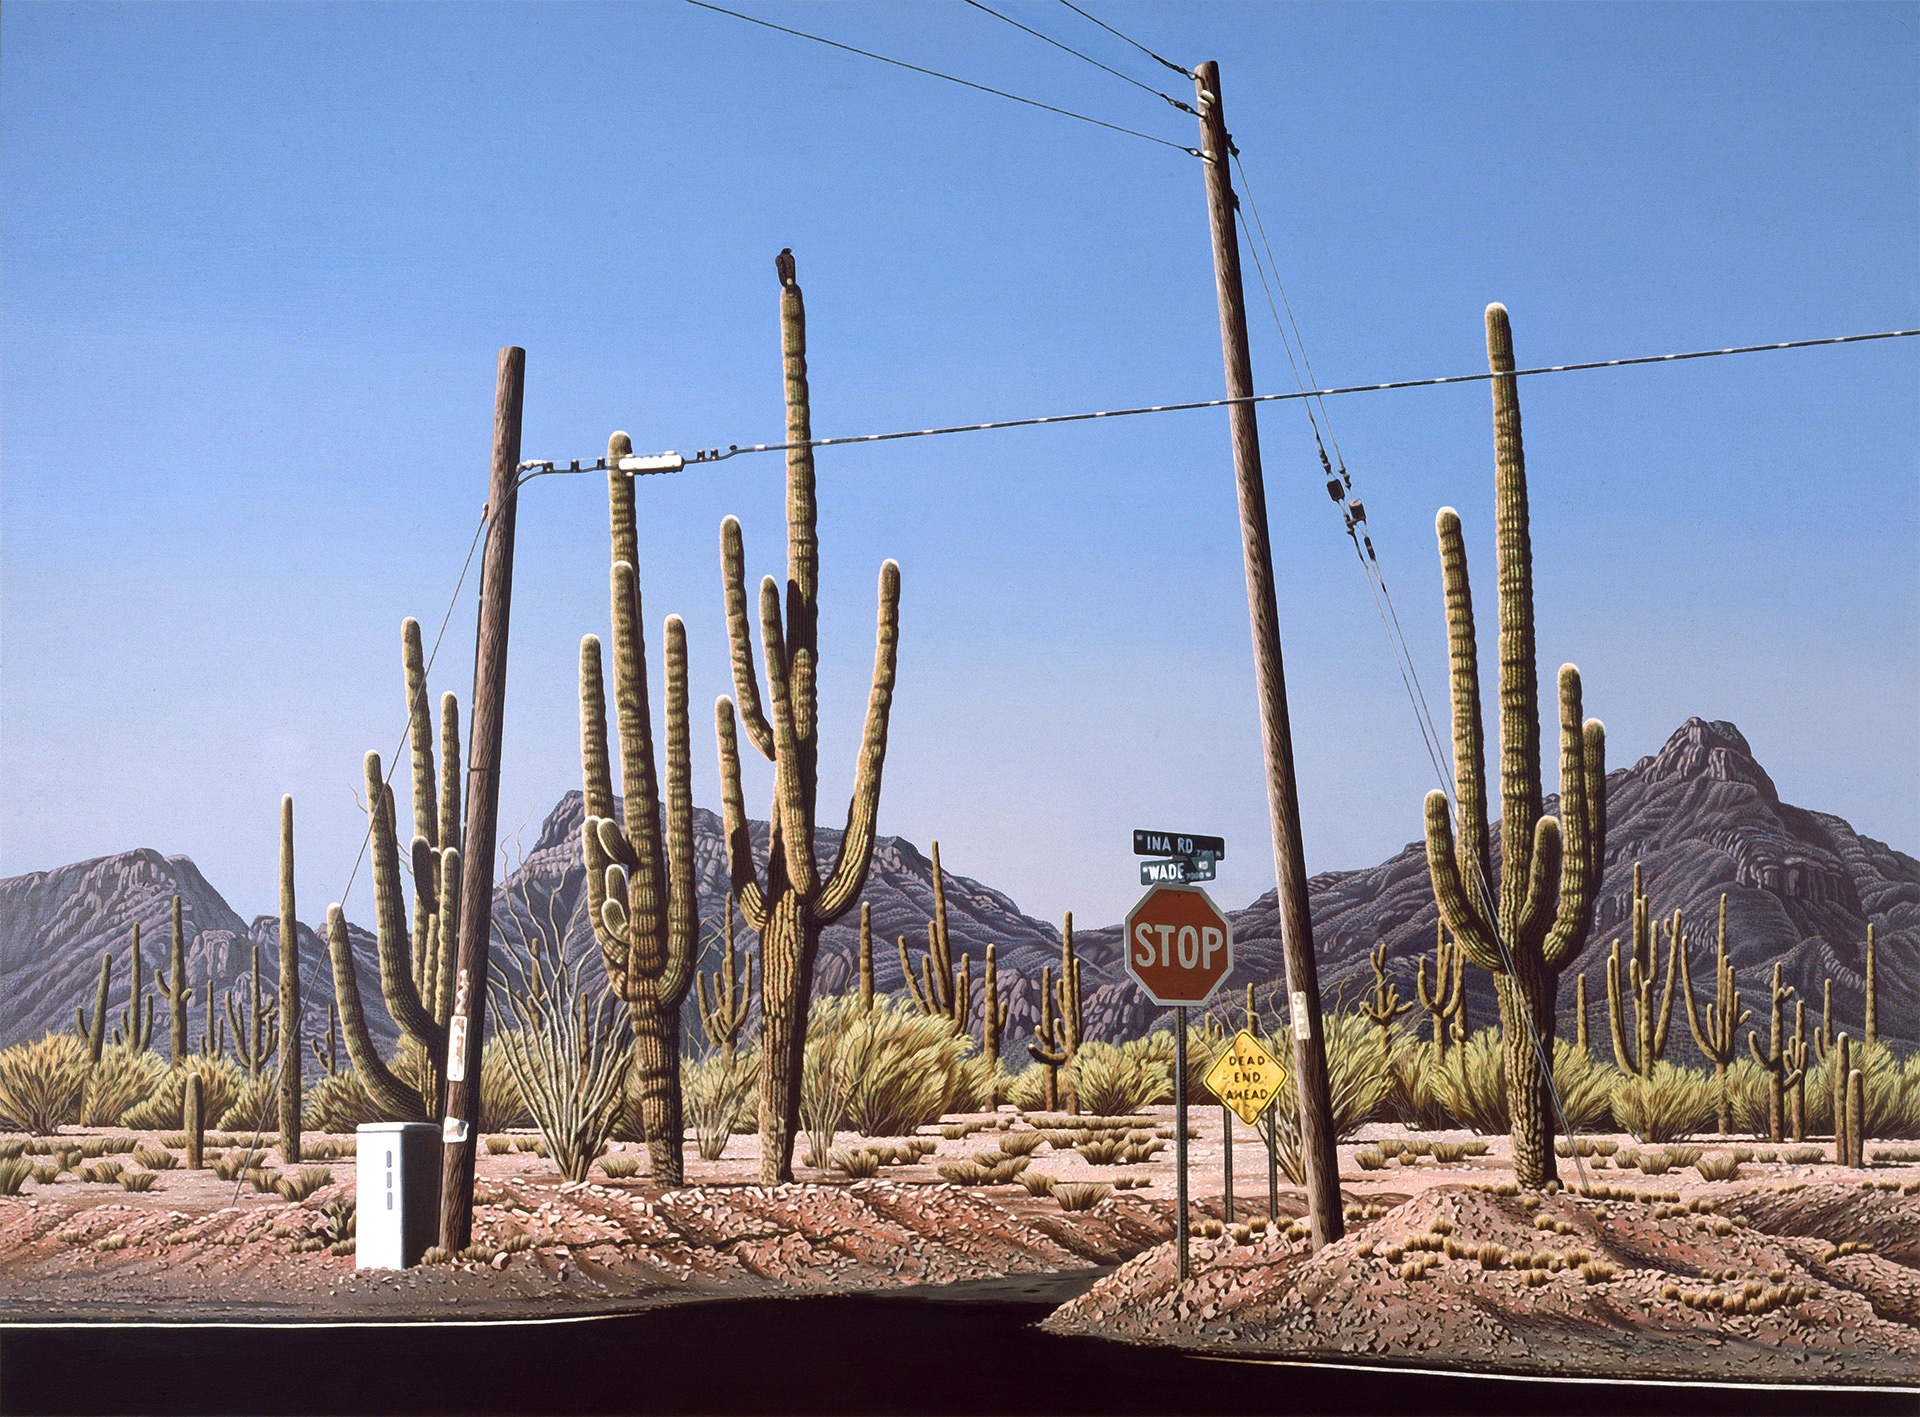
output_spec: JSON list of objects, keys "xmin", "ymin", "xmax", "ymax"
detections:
[{"xmin": 1202, "ymin": 1029, "xmax": 1286, "ymax": 1127}]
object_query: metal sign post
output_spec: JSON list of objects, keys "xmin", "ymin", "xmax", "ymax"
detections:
[
  {"xmin": 1203, "ymin": 1029, "xmax": 1287, "ymax": 1229},
  {"xmin": 1174, "ymin": 1005, "xmax": 1188, "ymax": 1282}
]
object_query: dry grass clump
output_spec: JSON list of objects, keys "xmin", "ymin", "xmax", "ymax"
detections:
[
  {"xmin": 1819, "ymin": 1241, "xmax": 1873, "ymax": 1261},
  {"xmin": 830, "ymin": 1148, "xmax": 882, "ymax": 1179},
  {"xmin": 1612, "ymin": 1063, "xmax": 1712, "ymax": 1144},
  {"xmin": 597, "ymin": 1156, "xmax": 642, "ymax": 1179},
  {"xmin": 132, "ymin": 1147, "xmax": 177, "ymax": 1170},
  {"xmin": 1677, "ymin": 1279, "xmax": 1814, "ymax": 1315},
  {"xmin": 0, "ymin": 1156, "xmax": 33, "ymax": 1195},
  {"xmin": 1051, "ymin": 1182, "xmax": 1109, "ymax": 1212},
  {"xmin": 1354, "ymin": 1146, "xmax": 1386, "ymax": 1170},
  {"xmin": 1781, "ymin": 1145, "xmax": 1824, "ymax": 1165},
  {"xmin": 1016, "ymin": 1170, "xmax": 1055, "ymax": 1196},
  {"xmin": 486, "ymin": 1137, "xmax": 514, "ymax": 1155},
  {"xmin": 211, "ymin": 1149, "xmax": 268, "ymax": 1181},
  {"xmin": 80, "ymin": 1160, "xmax": 126, "ymax": 1185},
  {"xmin": 1477, "ymin": 1241, "xmax": 1508, "ymax": 1269},
  {"xmin": 120, "ymin": 1171, "xmax": 159, "ymax": 1192},
  {"xmin": 996, "ymin": 1130, "xmax": 1046, "ymax": 1157},
  {"xmin": 1694, "ymin": 1153, "xmax": 1740, "ymax": 1181},
  {"xmin": 1429, "ymin": 1141, "xmax": 1468, "ymax": 1163}
]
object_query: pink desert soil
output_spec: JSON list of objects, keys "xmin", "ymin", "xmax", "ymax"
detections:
[{"xmin": 3, "ymin": 1111, "xmax": 1917, "ymax": 1387}]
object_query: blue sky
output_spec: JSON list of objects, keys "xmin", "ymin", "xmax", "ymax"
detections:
[{"xmin": 4, "ymin": 1, "xmax": 1915, "ymax": 932}]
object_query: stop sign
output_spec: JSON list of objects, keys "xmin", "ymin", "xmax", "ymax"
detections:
[{"xmin": 1124, "ymin": 884, "xmax": 1234, "ymax": 1006}]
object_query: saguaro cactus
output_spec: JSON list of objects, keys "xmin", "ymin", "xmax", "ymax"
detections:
[
  {"xmin": 1357, "ymin": 942, "xmax": 1415, "ymax": 1038},
  {"xmin": 1416, "ymin": 922, "xmax": 1466, "ymax": 1056},
  {"xmin": 200, "ymin": 962, "xmax": 225, "ymax": 1059},
  {"xmin": 227, "ymin": 944, "xmax": 279, "ymax": 1079},
  {"xmin": 1422, "ymin": 304, "xmax": 1607, "ymax": 1190},
  {"xmin": 278, "ymin": 796, "xmax": 302, "ymax": 1163},
  {"xmin": 981, "ymin": 943, "xmax": 1011, "ymax": 1075},
  {"xmin": 325, "ymin": 617, "xmax": 466, "ymax": 1122},
  {"xmin": 153, "ymin": 895, "xmax": 192, "ymax": 1064},
  {"xmin": 1680, "ymin": 893, "xmax": 1749, "ymax": 1134},
  {"xmin": 1028, "ymin": 913, "xmax": 1083, "ymax": 1114},
  {"xmin": 579, "ymin": 434, "xmax": 699, "ymax": 1186},
  {"xmin": 1574, "ymin": 972, "xmax": 1589, "ymax": 1054},
  {"xmin": 715, "ymin": 251, "xmax": 901, "ymax": 1185},
  {"xmin": 899, "ymin": 842, "xmax": 970, "ymax": 1033},
  {"xmin": 1864, "ymin": 923, "xmax": 1877, "ymax": 1046},
  {"xmin": 1785, "ymin": 999, "xmax": 1809, "ymax": 1141},
  {"xmin": 1605, "ymin": 865, "xmax": 1678, "ymax": 1078},
  {"xmin": 1746, "ymin": 962, "xmax": 1800, "ymax": 1143},
  {"xmin": 113, "ymin": 923, "xmax": 154, "ymax": 1052},
  {"xmin": 1845, "ymin": 1066, "xmax": 1864, "ymax": 1168},
  {"xmin": 1811, "ymin": 978, "xmax": 1834, "ymax": 1062},
  {"xmin": 76, "ymin": 951, "xmax": 114, "ymax": 1065},
  {"xmin": 184, "ymin": 1073, "xmax": 204, "ymax": 1168},
  {"xmin": 1832, "ymin": 1032, "xmax": 1854, "ymax": 1165},
  {"xmin": 310, "ymin": 1001, "xmax": 340, "ymax": 1076},
  {"xmin": 696, "ymin": 896, "xmax": 753, "ymax": 1069}
]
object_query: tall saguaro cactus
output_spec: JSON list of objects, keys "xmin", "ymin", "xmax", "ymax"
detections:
[
  {"xmin": 696, "ymin": 896, "xmax": 753, "ymax": 1070},
  {"xmin": 899, "ymin": 842, "xmax": 970, "ymax": 1033},
  {"xmin": 1680, "ymin": 893, "xmax": 1749, "ymax": 1134},
  {"xmin": 1606, "ymin": 866, "xmax": 1679, "ymax": 1078},
  {"xmin": 325, "ymin": 618, "xmax": 466, "ymax": 1122},
  {"xmin": 1357, "ymin": 942, "xmax": 1415, "ymax": 1037},
  {"xmin": 278, "ymin": 796, "xmax": 302, "ymax": 1163},
  {"xmin": 981, "ymin": 943, "xmax": 1010, "ymax": 1075},
  {"xmin": 153, "ymin": 895, "xmax": 192, "ymax": 1063},
  {"xmin": 1785, "ymin": 999, "xmax": 1809, "ymax": 1141},
  {"xmin": 716, "ymin": 251, "xmax": 902, "ymax": 1185},
  {"xmin": 857, "ymin": 902, "xmax": 875, "ymax": 1008},
  {"xmin": 1746, "ymin": 962, "xmax": 1799, "ymax": 1143},
  {"xmin": 1864, "ymin": 923, "xmax": 1877, "ymax": 1046},
  {"xmin": 1422, "ymin": 304, "xmax": 1608, "ymax": 1189},
  {"xmin": 77, "ymin": 951, "xmax": 113, "ymax": 1065},
  {"xmin": 580, "ymin": 434, "xmax": 698, "ymax": 1185}
]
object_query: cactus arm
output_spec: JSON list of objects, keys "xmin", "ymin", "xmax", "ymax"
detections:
[
  {"xmin": 1865, "ymin": 922, "xmax": 1876, "ymax": 1045},
  {"xmin": 402, "ymin": 618, "xmax": 440, "ymax": 852},
  {"xmin": 1515, "ymin": 816, "xmax": 1561, "ymax": 950},
  {"xmin": 1541, "ymin": 671, "xmax": 1606, "ymax": 971},
  {"xmin": 578, "ymin": 635, "xmax": 617, "ymax": 826},
  {"xmin": 720, "ymin": 518, "xmax": 777, "ymax": 761},
  {"xmin": 1679, "ymin": 919, "xmax": 1713, "ymax": 1054},
  {"xmin": 581, "ymin": 822, "xmax": 627, "ymax": 999},
  {"xmin": 433, "ymin": 846, "xmax": 460, "ymax": 1027},
  {"xmin": 1435, "ymin": 507, "xmax": 1492, "ymax": 911},
  {"xmin": 1745, "ymin": 1028, "xmax": 1771, "ymax": 1070},
  {"xmin": 1652, "ymin": 912, "xmax": 1681, "ymax": 1059},
  {"xmin": 324, "ymin": 905, "xmax": 428, "ymax": 1121},
  {"xmin": 858, "ymin": 901, "xmax": 875, "ymax": 1007},
  {"xmin": 1606, "ymin": 941, "xmax": 1637, "ymax": 1073},
  {"xmin": 657, "ymin": 614, "xmax": 697, "ymax": 1010},
  {"xmin": 438, "ymin": 693, "xmax": 462, "ymax": 858},
  {"xmin": 755, "ymin": 576, "xmax": 819, "ymax": 899},
  {"xmin": 713, "ymin": 697, "xmax": 770, "ymax": 932},
  {"xmin": 779, "ymin": 270, "xmax": 820, "ymax": 754},
  {"xmin": 408, "ymin": 837, "xmax": 436, "ymax": 999},
  {"xmin": 898, "ymin": 935, "xmax": 930, "ymax": 1012},
  {"xmin": 1423, "ymin": 791, "xmax": 1503, "ymax": 973},
  {"xmin": 364, "ymin": 754, "xmax": 444, "ymax": 1054},
  {"xmin": 1486, "ymin": 303, "xmax": 1542, "ymax": 921},
  {"xmin": 814, "ymin": 560, "xmax": 902, "ymax": 923}
]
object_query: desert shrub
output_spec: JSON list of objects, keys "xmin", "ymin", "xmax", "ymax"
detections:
[
  {"xmin": 0, "ymin": 1156, "xmax": 32, "ymax": 1195},
  {"xmin": 131, "ymin": 1147, "xmax": 177, "ymax": 1170},
  {"xmin": 1354, "ymin": 1146, "xmax": 1386, "ymax": 1170},
  {"xmin": 1380, "ymin": 1034, "xmax": 1454, "ymax": 1131},
  {"xmin": 1723, "ymin": 1055, "xmax": 1772, "ymax": 1136},
  {"xmin": 1806, "ymin": 1043, "xmax": 1920, "ymax": 1142},
  {"xmin": 1432, "ymin": 1032, "xmax": 1615, "ymax": 1136},
  {"xmin": 948, "ymin": 1055, "xmax": 1005, "ymax": 1116},
  {"xmin": 0, "ymin": 1032, "xmax": 92, "ymax": 1134},
  {"xmin": 1116, "ymin": 1029, "xmax": 1182, "ymax": 1105},
  {"xmin": 1254, "ymin": 1014, "xmax": 1395, "ymax": 1184},
  {"xmin": 799, "ymin": 996, "xmax": 891, "ymax": 1168},
  {"xmin": 1017, "ymin": 1170, "xmax": 1055, "ymax": 1196},
  {"xmin": 80, "ymin": 1045, "xmax": 169, "ymax": 1128},
  {"xmin": 682, "ymin": 1046, "xmax": 759, "ymax": 1161},
  {"xmin": 1637, "ymin": 1149, "xmax": 1673, "ymax": 1176},
  {"xmin": 486, "ymin": 1136, "xmax": 513, "ymax": 1155},
  {"xmin": 1430, "ymin": 1141, "xmax": 1467, "ymax": 1163},
  {"xmin": 302, "ymin": 1070, "xmax": 393, "ymax": 1133},
  {"xmin": 831, "ymin": 1148, "xmax": 881, "ymax": 1179},
  {"xmin": 218, "ymin": 1073, "xmax": 284, "ymax": 1134},
  {"xmin": 829, "ymin": 997, "xmax": 972, "ymax": 1137},
  {"xmin": 997, "ymin": 1129, "xmax": 1045, "ymax": 1157},
  {"xmin": 123, "ymin": 1056, "xmax": 246, "ymax": 1134},
  {"xmin": 598, "ymin": 1156, "xmax": 641, "ymax": 1179},
  {"xmin": 1003, "ymin": 1062, "xmax": 1052, "ymax": 1112},
  {"xmin": 1613, "ymin": 1062, "xmax": 1714, "ymax": 1143},
  {"xmin": 1068, "ymin": 1041, "xmax": 1169, "ymax": 1117}
]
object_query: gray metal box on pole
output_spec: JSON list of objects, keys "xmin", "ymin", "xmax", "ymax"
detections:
[{"xmin": 357, "ymin": 1122, "xmax": 440, "ymax": 1269}]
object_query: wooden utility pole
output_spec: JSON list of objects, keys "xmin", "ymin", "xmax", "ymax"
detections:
[
  {"xmin": 438, "ymin": 345, "xmax": 525, "ymax": 1253},
  {"xmin": 1192, "ymin": 60, "xmax": 1342, "ymax": 1248}
]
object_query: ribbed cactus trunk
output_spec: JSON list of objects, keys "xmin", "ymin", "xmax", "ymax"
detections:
[
  {"xmin": 1422, "ymin": 304, "xmax": 1607, "ymax": 1190},
  {"xmin": 165, "ymin": 895, "xmax": 190, "ymax": 1064},
  {"xmin": 717, "ymin": 251, "xmax": 901, "ymax": 1185},
  {"xmin": 858, "ymin": 902, "xmax": 875, "ymax": 1009},
  {"xmin": 78, "ymin": 951, "xmax": 112, "ymax": 1065},
  {"xmin": 697, "ymin": 896, "xmax": 753, "ymax": 1071},
  {"xmin": 278, "ymin": 796, "xmax": 302, "ymax": 1163},
  {"xmin": 184, "ymin": 1074, "xmax": 204, "ymax": 1168},
  {"xmin": 1681, "ymin": 893, "xmax": 1749, "ymax": 1135},
  {"xmin": 1746, "ymin": 963, "xmax": 1797, "ymax": 1143},
  {"xmin": 579, "ymin": 434, "xmax": 698, "ymax": 1184},
  {"xmin": 1864, "ymin": 923, "xmax": 1877, "ymax": 1046}
]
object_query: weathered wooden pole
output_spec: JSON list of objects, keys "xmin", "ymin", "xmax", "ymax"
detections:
[
  {"xmin": 438, "ymin": 345, "xmax": 525, "ymax": 1253},
  {"xmin": 1193, "ymin": 60, "xmax": 1342, "ymax": 1248}
]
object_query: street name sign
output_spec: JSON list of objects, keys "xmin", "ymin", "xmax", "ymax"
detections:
[
  {"xmin": 1133, "ymin": 829, "xmax": 1226, "ymax": 859},
  {"xmin": 1202, "ymin": 1029, "xmax": 1286, "ymax": 1127},
  {"xmin": 1123, "ymin": 883, "xmax": 1234, "ymax": 1006}
]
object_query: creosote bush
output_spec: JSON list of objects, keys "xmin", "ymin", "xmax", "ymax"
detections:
[
  {"xmin": 1612, "ymin": 1061, "xmax": 1713, "ymax": 1144},
  {"xmin": 0, "ymin": 1032, "xmax": 93, "ymax": 1135},
  {"xmin": 81, "ymin": 1046, "xmax": 169, "ymax": 1128},
  {"xmin": 1432, "ymin": 1032, "xmax": 1614, "ymax": 1136}
]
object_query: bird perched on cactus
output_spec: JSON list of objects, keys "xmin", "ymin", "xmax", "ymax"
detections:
[
  {"xmin": 580, "ymin": 431, "xmax": 698, "ymax": 1185},
  {"xmin": 1421, "ymin": 304, "xmax": 1607, "ymax": 1190},
  {"xmin": 1680, "ymin": 893, "xmax": 1749, "ymax": 1134},
  {"xmin": 1606, "ymin": 864, "xmax": 1678, "ymax": 1079},
  {"xmin": 714, "ymin": 251, "xmax": 901, "ymax": 1185}
]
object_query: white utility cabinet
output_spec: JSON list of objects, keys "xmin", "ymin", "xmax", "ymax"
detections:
[{"xmin": 356, "ymin": 1122, "xmax": 440, "ymax": 1269}]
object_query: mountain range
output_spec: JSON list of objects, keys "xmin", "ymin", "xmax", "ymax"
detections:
[{"xmin": 3, "ymin": 719, "xmax": 1913, "ymax": 1064}]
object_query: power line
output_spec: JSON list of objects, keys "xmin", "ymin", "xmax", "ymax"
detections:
[
  {"xmin": 682, "ymin": 0, "xmax": 1200, "ymax": 156},
  {"xmin": 517, "ymin": 328, "xmax": 1918, "ymax": 475},
  {"xmin": 962, "ymin": 0, "xmax": 1197, "ymax": 115},
  {"xmin": 1055, "ymin": 0, "xmax": 1194, "ymax": 79}
]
